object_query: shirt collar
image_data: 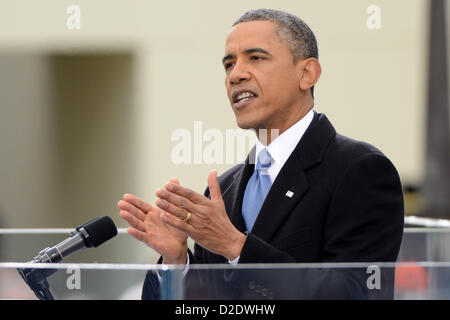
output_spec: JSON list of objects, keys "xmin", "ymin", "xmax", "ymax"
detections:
[{"xmin": 255, "ymin": 109, "xmax": 315, "ymax": 169}]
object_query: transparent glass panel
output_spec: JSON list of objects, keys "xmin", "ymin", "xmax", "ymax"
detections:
[
  {"xmin": 0, "ymin": 262, "xmax": 449, "ymax": 300},
  {"xmin": 1, "ymin": 228, "xmax": 449, "ymax": 299},
  {"xmin": 399, "ymin": 229, "xmax": 450, "ymax": 262}
]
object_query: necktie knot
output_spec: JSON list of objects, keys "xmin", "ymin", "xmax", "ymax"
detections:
[{"xmin": 256, "ymin": 149, "xmax": 273, "ymax": 172}]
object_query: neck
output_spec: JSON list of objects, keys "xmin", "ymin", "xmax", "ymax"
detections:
[{"xmin": 256, "ymin": 104, "xmax": 313, "ymax": 145}]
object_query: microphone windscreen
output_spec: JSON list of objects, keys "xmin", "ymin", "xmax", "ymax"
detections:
[{"xmin": 82, "ymin": 216, "xmax": 118, "ymax": 247}]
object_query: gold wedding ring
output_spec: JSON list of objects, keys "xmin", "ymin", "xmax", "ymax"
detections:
[{"xmin": 181, "ymin": 211, "xmax": 191, "ymax": 223}]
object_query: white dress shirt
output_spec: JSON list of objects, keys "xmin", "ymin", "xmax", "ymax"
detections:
[
  {"xmin": 161, "ymin": 109, "xmax": 316, "ymax": 274},
  {"xmin": 254, "ymin": 109, "xmax": 315, "ymax": 184}
]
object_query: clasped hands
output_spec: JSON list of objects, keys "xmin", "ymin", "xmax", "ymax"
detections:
[{"xmin": 118, "ymin": 170, "xmax": 246, "ymax": 265}]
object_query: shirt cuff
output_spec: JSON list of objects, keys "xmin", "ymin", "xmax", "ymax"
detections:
[
  {"xmin": 228, "ymin": 256, "xmax": 240, "ymax": 265},
  {"xmin": 156, "ymin": 253, "xmax": 190, "ymax": 282}
]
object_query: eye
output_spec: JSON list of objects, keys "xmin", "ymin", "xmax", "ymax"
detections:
[
  {"xmin": 251, "ymin": 56, "xmax": 263, "ymax": 61},
  {"xmin": 224, "ymin": 62, "xmax": 235, "ymax": 70}
]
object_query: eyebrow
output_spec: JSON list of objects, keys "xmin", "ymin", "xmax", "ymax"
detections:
[{"xmin": 222, "ymin": 47, "xmax": 272, "ymax": 64}]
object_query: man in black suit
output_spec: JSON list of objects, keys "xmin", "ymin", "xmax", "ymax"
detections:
[{"xmin": 118, "ymin": 9, "xmax": 404, "ymax": 299}]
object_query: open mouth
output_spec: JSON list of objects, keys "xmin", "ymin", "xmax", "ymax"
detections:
[{"xmin": 232, "ymin": 90, "xmax": 257, "ymax": 109}]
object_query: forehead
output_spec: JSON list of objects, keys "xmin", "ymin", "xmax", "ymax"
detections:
[{"xmin": 225, "ymin": 20, "xmax": 284, "ymax": 53}]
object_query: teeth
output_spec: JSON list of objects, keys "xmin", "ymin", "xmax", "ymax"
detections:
[{"xmin": 236, "ymin": 91, "xmax": 254, "ymax": 102}]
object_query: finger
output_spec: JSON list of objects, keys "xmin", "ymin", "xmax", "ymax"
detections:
[
  {"xmin": 207, "ymin": 169, "xmax": 223, "ymax": 201},
  {"xmin": 119, "ymin": 210, "xmax": 146, "ymax": 232},
  {"xmin": 155, "ymin": 197, "xmax": 192, "ymax": 221},
  {"xmin": 156, "ymin": 188, "xmax": 195, "ymax": 213},
  {"xmin": 123, "ymin": 193, "xmax": 153, "ymax": 213},
  {"xmin": 117, "ymin": 200, "xmax": 147, "ymax": 222},
  {"xmin": 160, "ymin": 212, "xmax": 192, "ymax": 233},
  {"xmin": 165, "ymin": 182, "xmax": 205, "ymax": 204},
  {"xmin": 127, "ymin": 227, "xmax": 148, "ymax": 243},
  {"xmin": 170, "ymin": 177, "xmax": 180, "ymax": 185}
]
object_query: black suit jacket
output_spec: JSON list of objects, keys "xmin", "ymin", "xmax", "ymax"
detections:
[{"xmin": 142, "ymin": 112, "xmax": 404, "ymax": 299}]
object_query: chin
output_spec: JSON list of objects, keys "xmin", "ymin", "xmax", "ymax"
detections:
[
  {"xmin": 235, "ymin": 111, "xmax": 268, "ymax": 131},
  {"xmin": 235, "ymin": 121, "xmax": 252, "ymax": 130},
  {"xmin": 235, "ymin": 116, "xmax": 257, "ymax": 130}
]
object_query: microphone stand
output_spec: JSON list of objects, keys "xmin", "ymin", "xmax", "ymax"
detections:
[{"xmin": 17, "ymin": 263, "xmax": 57, "ymax": 300}]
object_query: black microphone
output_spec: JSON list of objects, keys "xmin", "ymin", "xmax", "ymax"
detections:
[
  {"xmin": 31, "ymin": 215, "xmax": 118, "ymax": 263},
  {"xmin": 18, "ymin": 216, "xmax": 118, "ymax": 300}
]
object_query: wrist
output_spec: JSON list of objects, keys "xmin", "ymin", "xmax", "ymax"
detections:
[
  {"xmin": 163, "ymin": 244, "xmax": 188, "ymax": 265},
  {"xmin": 224, "ymin": 231, "xmax": 246, "ymax": 261}
]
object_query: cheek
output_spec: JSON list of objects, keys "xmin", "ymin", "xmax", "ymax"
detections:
[
  {"xmin": 259, "ymin": 80, "xmax": 289, "ymax": 108},
  {"xmin": 270, "ymin": 74, "xmax": 298, "ymax": 102},
  {"xmin": 225, "ymin": 81, "xmax": 232, "ymax": 100},
  {"xmin": 256, "ymin": 67, "xmax": 297, "ymax": 100}
]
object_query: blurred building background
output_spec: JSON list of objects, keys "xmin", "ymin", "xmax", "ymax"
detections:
[{"xmin": 0, "ymin": 0, "xmax": 448, "ymax": 265}]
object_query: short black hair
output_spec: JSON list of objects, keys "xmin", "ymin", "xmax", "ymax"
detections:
[{"xmin": 233, "ymin": 9, "xmax": 318, "ymax": 98}]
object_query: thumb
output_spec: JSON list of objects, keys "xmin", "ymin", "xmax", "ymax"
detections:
[{"xmin": 207, "ymin": 169, "xmax": 222, "ymax": 201}]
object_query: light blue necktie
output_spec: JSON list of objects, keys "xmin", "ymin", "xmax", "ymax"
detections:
[{"xmin": 241, "ymin": 148, "xmax": 273, "ymax": 232}]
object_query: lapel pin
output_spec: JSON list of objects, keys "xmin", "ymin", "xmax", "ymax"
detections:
[{"xmin": 285, "ymin": 190, "xmax": 294, "ymax": 198}]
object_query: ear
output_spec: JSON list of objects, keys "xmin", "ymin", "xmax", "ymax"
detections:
[{"xmin": 298, "ymin": 58, "xmax": 321, "ymax": 93}]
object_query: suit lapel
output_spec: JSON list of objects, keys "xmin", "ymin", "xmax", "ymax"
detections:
[
  {"xmin": 250, "ymin": 159, "xmax": 309, "ymax": 242},
  {"xmin": 250, "ymin": 113, "xmax": 337, "ymax": 243}
]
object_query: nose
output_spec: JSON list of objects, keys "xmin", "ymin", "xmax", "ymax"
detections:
[{"xmin": 228, "ymin": 60, "xmax": 251, "ymax": 85}]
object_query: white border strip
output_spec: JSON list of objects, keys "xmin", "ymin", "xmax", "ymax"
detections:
[
  {"xmin": 2, "ymin": 261, "xmax": 450, "ymax": 271},
  {"xmin": 405, "ymin": 215, "xmax": 450, "ymax": 228}
]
